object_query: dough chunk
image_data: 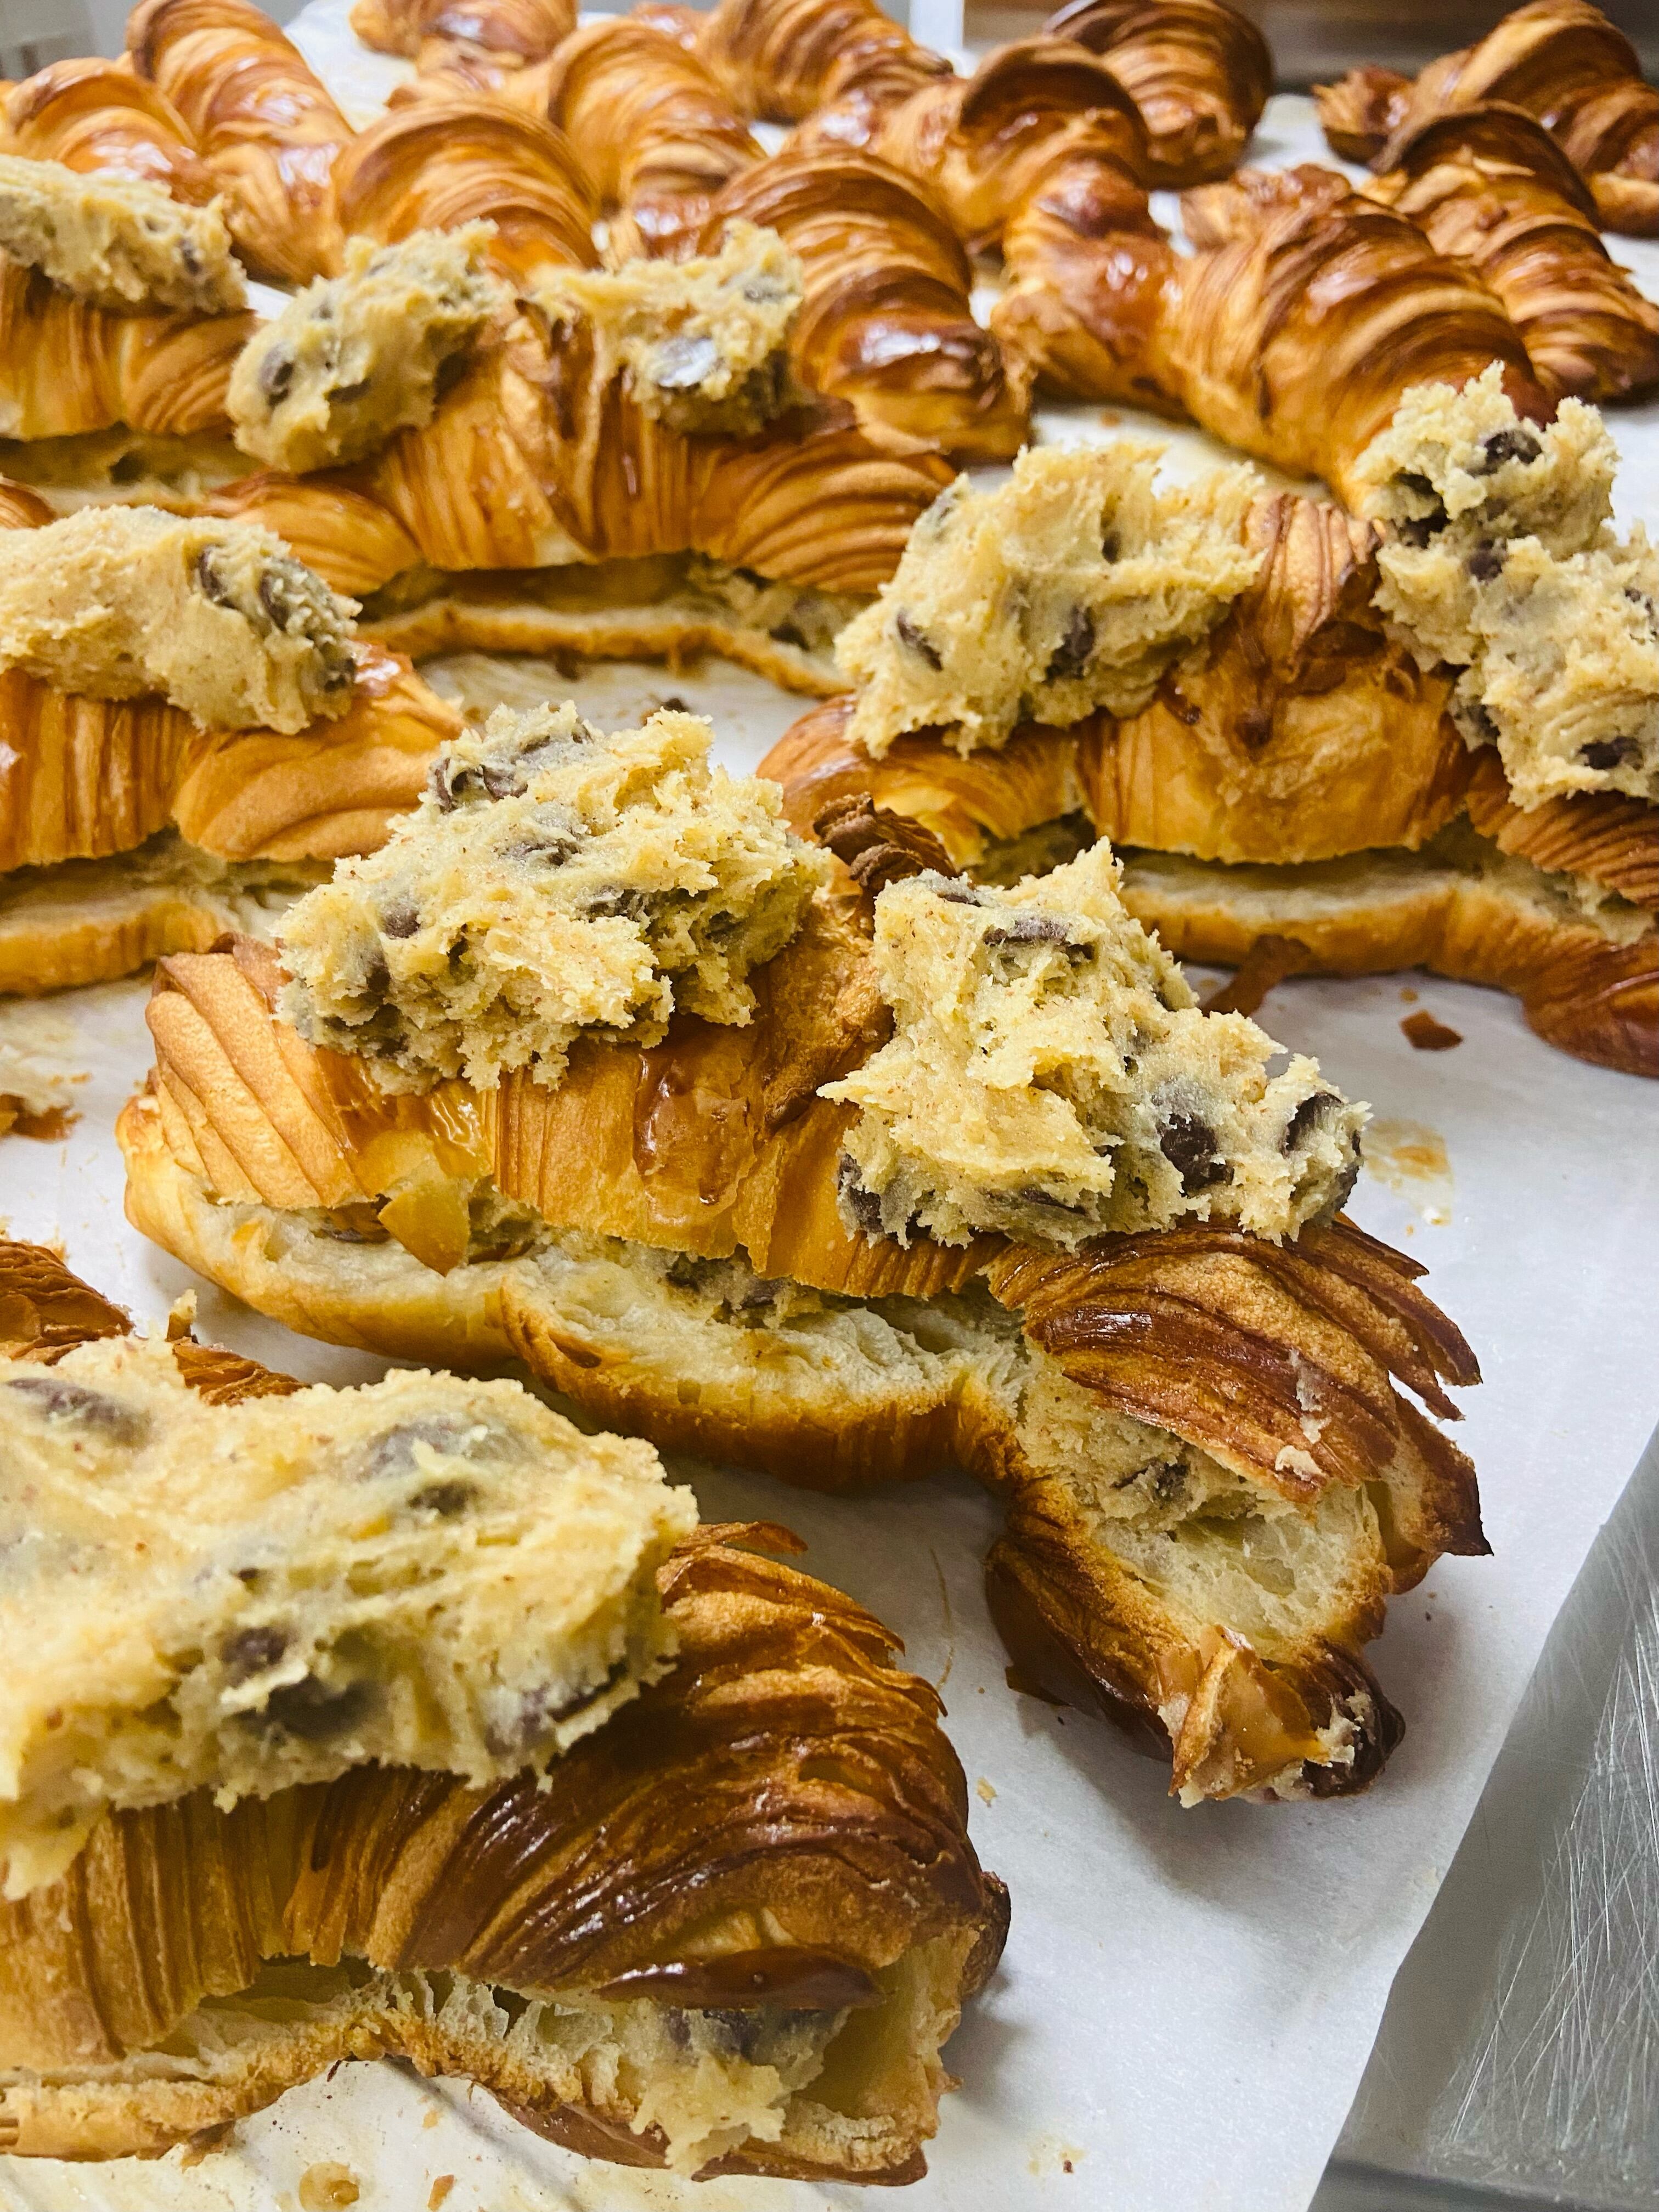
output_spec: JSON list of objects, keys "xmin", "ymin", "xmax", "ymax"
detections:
[
  {"xmin": 0, "ymin": 1334, "xmax": 695, "ymax": 1899},
  {"xmin": 0, "ymin": 506, "xmax": 358, "ymax": 733},
  {"xmin": 836, "ymin": 444, "xmax": 1262, "ymax": 758},
  {"xmin": 1357, "ymin": 368, "xmax": 1657, "ymax": 805},
  {"xmin": 825, "ymin": 845, "xmax": 1365, "ymax": 1250},
  {"xmin": 279, "ymin": 701, "xmax": 829, "ymax": 1091},
  {"xmin": 0, "ymin": 152, "xmax": 244, "ymax": 315},
  {"xmin": 532, "ymin": 220, "xmax": 802, "ymax": 437},
  {"xmin": 229, "ymin": 227, "xmax": 508, "ymax": 474}
]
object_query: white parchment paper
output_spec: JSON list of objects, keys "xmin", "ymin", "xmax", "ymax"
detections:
[{"xmin": 2, "ymin": 40, "xmax": 1657, "ymax": 2212}]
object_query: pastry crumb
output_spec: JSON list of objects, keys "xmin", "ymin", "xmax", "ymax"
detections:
[
  {"xmin": 427, "ymin": 2177, "xmax": 455, "ymax": 2209},
  {"xmin": 1401, "ymin": 1010, "xmax": 1462, "ymax": 1050},
  {"xmin": 298, "ymin": 2166, "xmax": 360, "ymax": 2211}
]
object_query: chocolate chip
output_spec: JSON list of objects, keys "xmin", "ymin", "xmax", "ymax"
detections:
[
  {"xmin": 1466, "ymin": 544, "xmax": 1504, "ymax": 582},
  {"xmin": 259, "ymin": 348, "xmax": 295, "ymax": 405},
  {"xmin": 407, "ymin": 1479, "xmax": 476, "ymax": 1516},
  {"xmin": 1462, "ymin": 699, "xmax": 1498, "ymax": 740},
  {"xmin": 503, "ymin": 831, "xmax": 577, "ymax": 866},
  {"xmin": 258, "ymin": 571, "xmax": 295, "ymax": 630},
  {"xmin": 1581, "ymin": 736, "xmax": 1640, "ymax": 770},
  {"xmin": 1479, "ymin": 427, "xmax": 1541, "ymax": 471},
  {"xmin": 652, "ymin": 334, "xmax": 721, "ymax": 391},
  {"xmin": 220, "ymin": 1625, "xmax": 289, "ymax": 1681},
  {"xmin": 364, "ymin": 1414, "xmax": 506, "ymax": 1477},
  {"xmin": 380, "ymin": 899, "xmax": 419, "ymax": 939},
  {"xmin": 179, "ymin": 238, "xmax": 201, "ymax": 276},
  {"xmin": 484, "ymin": 1660, "xmax": 629, "ymax": 1756},
  {"xmin": 983, "ymin": 915, "xmax": 1088, "ymax": 960},
  {"xmin": 585, "ymin": 887, "xmax": 649, "ymax": 921},
  {"xmin": 934, "ymin": 883, "xmax": 983, "ymax": 904},
  {"xmin": 837, "ymin": 1155, "xmax": 885, "ymax": 1234},
  {"xmin": 1149, "ymin": 1463, "xmax": 1186, "ymax": 1504},
  {"xmin": 1158, "ymin": 1111, "xmax": 1229, "ymax": 1193},
  {"xmin": 1045, "ymin": 605, "xmax": 1095, "ymax": 682},
  {"xmin": 329, "ymin": 378, "xmax": 370, "ymax": 405},
  {"xmin": 194, "ymin": 548, "xmax": 233, "ymax": 605},
  {"xmin": 701, "ymin": 2009, "xmax": 767, "ymax": 2060},
  {"xmin": 1101, "ymin": 528, "xmax": 1120, "ymax": 561},
  {"xmin": 6, "ymin": 1375, "xmax": 150, "ymax": 1446},
  {"xmin": 1280, "ymin": 1091, "xmax": 1335, "ymax": 1153},
  {"xmin": 258, "ymin": 1675, "xmax": 375, "ymax": 1742},
  {"xmin": 893, "ymin": 610, "xmax": 942, "ymax": 669},
  {"xmin": 362, "ymin": 950, "xmax": 390, "ymax": 996}
]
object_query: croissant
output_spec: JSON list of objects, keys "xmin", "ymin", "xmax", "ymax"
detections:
[
  {"xmin": 330, "ymin": 99, "xmax": 600, "ymax": 286},
  {"xmin": 0, "ymin": 57, "xmax": 215, "ymax": 205},
  {"xmin": 535, "ymin": 15, "xmax": 764, "ymax": 259},
  {"xmin": 703, "ymin": 148, "xmax": 1030, "ymax": 460},
  {"xmin": 995, "ymin": 161, "xmax": 1548, "ymax": 509},
  {"xmin": 0, "ymin": 1246, "xmax": 1005, "ymax": 2174},
  {"xmin": 0, "ymin": 262, "xmax": 251, "ymax": 440},
  {"xmin": 1042, "ymin": 0, "xmax": 1272, "ymax": 185},
  {"xmin": 126, "ymin": 0, "xmax": 354, "ymax": 283},
  {"xmin": 206, "ymin": 316, "xmax": 953, "ymax": 606},
  {"xmin": 1314, "ymin": 0, "xmax": 1659, "ymax": 239},
  {"xmin": 351, "ymin": 0, "xmax": 574, "ymax": 83},
  {"xmin": 1364, "ymin": 105, "xmax": 1659, "ymax": 403},
  {"xmin": 118, "ymin": 906, "xmax": 1484, "ymax": 1804},
  {"xmin": 697, "ymin": 0, "xmax": 950, "ymax": 129}
]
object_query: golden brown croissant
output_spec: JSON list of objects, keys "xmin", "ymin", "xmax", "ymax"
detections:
[
  {"xmin": 330, "ymin": 99, "xmax": 600, "ymax": 286},
  {"xmin": 996, "ymin": 160, "xmax": 1548, "ymax": 508},
  {"xmin": 703, "ymin": 148, "xmax": 1030, "ymax": 460},
  {"xmin": 697, "ymin": 0, "xmax": 950, "ymax": 130},
  {"xmin": 0, "ymin": 57, "xmax": 215, "ymax": 205},
  {"xmin": 207, "ymin": 315, "xmax": 954, "ymax": 601},
  {"xmin": 1315, "ymin": 0, "xmax": 1659, "ymax": 238},
  {"xmin": 0, "ymin": 1249, "xmax": 1004, "ymax": 2175},
  {"xmin": 126, "ymin": 0, "xmax": 354, "ymax": 283},
  {"xmin": 352, "ymin": 0, "xmax": 574, "ymax": 80},
  {"xmin": 119, "ymin": 920, "xmax": 1484, "ymax": 1803},
  {"xmin": 0, "ymin": 262, "xmax": 251, "ymax": 440},
  {"xmin": 1042, "ymin": 0, "xmax": 1272, "ymax": 185},
  {"xmin": 536, "ymin": 15, "xmax": 764, "ymax": 259},
  {"xmin": 1364, "ymin": 105, "xmax": 1659, "ymax": 404}
]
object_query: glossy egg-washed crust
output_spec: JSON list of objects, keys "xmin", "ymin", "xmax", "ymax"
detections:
[
  {"xmin": 119, "ymin": 914, "xmax": 1484, "ymax": 1803},
  {"xmin": 0, "ymin": 1239, "xmax": 1006, "ymax": 2173}
]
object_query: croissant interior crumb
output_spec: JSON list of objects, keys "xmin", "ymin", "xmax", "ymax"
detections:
[
  {"xmin": 0, "ymin": 152, "xmax": 245, "ymax": 315},
  {"xmin": 278, "ymin": 701, "xmax": 829, "ymax": 1092},
  {"xmin": 823, "ymin": 844, "xmax": 1365, "ymax": 1249},
  {"xmin": 229, "ymin": 226, "xmax": 507, "ymax": 475},
  {"xmin": 836, "ymin": 443, "xmax": 1263, "ymax": 757},
  {"xmin": 0, "ymin": 1335, "xmax": 695, "ymax": 1899},
  {"xmin": 0, "ymin": 506, "xmax": 358, "ymax": 732},
  {"xmin": 530, "ymin": 219, "xmax": 803, "ymax": 437}
]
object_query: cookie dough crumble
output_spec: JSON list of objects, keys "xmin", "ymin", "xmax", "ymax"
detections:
[
  {"xmin": 0, "ymin": 151, "xmax": 245, "ymax": 315},
  {"xmin": 825, "ymin": 844, "xmax": 1365, "ymax": 1249},
  {"xmin": 279, "ymin": 701, "xmax": 829, "ymax": 1091}
]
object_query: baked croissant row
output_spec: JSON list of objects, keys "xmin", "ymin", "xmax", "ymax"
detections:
[
  {"xmin": 352, "ymin": 0, "xmax": 575, "ymax": 86},
  {"xmin": 1316, "ymin": 0, "xmax": 1659, "ymax": 239},
  {"xmin": 119, "ymin": 915, "xmax": 1485, "ymax": 1805},
  {"xmin": 697, "ymin": 0, "xmax": 951, "ymax": 131},
  {"xmin": 0, "ymin": 1243, "xmax": 1006, "ymax": 2175},
  {"xmin": 1363, "ymin": 104, "xmax": 1659, "ymax": 404},
  {"xmin": 126, "ymin": 0, "xmax": 356, "ymax": 283}
]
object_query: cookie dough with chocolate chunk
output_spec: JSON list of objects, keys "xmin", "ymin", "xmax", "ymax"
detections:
[
  {"xmin": 0, "ymin": 506, "xmax": 357, "ymax": 733},
  {"xmin": 531, "ymin": 220, "xmax": 802, "ymax": 437},
  {"xmin": 229, "ymin": 227, "xmax": 508, "ymax": 475},
  {"xmin": 0, "ymin": 1334, "xmax": 695, "ymax": 1899},
  {"xmin": 825, "ymin": 845, "xmax": 1365, "ymax": 1250},
  {"xmin": 836, "ymin": 444, "xmax": 1262, "ymax": 758},
  {"xmin": 0, "ymin": 152, "xmax": 244, "ymax": 315},
  {"xmin": 279, "ymin": 701, "xmax": 829, "ymax": 1091}
]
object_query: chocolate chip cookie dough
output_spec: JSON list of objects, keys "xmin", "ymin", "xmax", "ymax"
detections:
[
  {"xmin": 0, "ymin": 506, "xmax": 358, "ymax": 732},
  {"xmin": 530, "ymin": 219, "xmax": 803, "ymax": 437},
  {"xmin": 826, "ymin": 845, "xmax": 1365, "ymax": 1249},
  {"xmin": 0, "ymin": 1333, "xmax": 695, "ymax": 1899},
  {"xmin": 0, "ymin": 152, "xmax": 245, "ymax": 315},
  {"xmin": 229, "ymin": 226, "xmax": 509, "ymax": 474},
  {"xmin": 278, "ymin": 701, "xmax": 829, "ymax": 1090},
  {"xmin": 837, "ymin": 443, "xmax": 1263, "ymax": 757}
]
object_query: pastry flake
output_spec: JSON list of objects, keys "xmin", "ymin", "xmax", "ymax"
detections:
[
  {"xmin": 837, "ymin": 443, "xmax": 1262, "ymax": 756},
  {"xmin": 0, "ymin": 506, "xmax": 358, "ymax": 733},
  {"xmin": 824, "ymin": 843, "xmax": 1365, "ymax": 1248},
  {"xmin": 278, "ymin": 701, "xmax": 830, "ymax": 1091},
  {"xmin": 530, "ymin": 218, "xmax": 803, "ymax": 435},
  {"xmin": 0, "ymin": 150, "xmax": 244, "ymax": 315},
  {"xmin": 229, "ymin": 226, "xmax": 510, "ymax": 475},
  {"xmin": 0, "ymin": 1330, "xmax": 695, "ymax": 1899}
]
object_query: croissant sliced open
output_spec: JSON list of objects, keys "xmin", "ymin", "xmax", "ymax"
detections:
[{"xmin": 0, "ymin": 1240, "xmax": 1005, "ymax": 2174}]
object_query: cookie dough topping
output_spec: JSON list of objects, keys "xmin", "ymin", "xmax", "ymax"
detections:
[
  {"xmin": 836, "ymin": 443, "xmax": 1263, "ymax": 758},
  {"xmin": 0, "ymin": 151, "xmax": 245, "ymax": 315},
  {"xmin": 0, "ymin": 1335, "xmax": 696, "ymax": 1898},
  {"xmin": 531, "ymin": 219, "xmax": 803, "ymax": 437},
  {"xmin": 0, "ymin": 506, "xmax": 358, "ymax": 733},
  {"xmin": 229, "ymin": 225, "xmax": 509, "ymax": 474},
  {"xmin": 279, "ymin": 701, "xmax": 830, "ymax": 1091},
  {"xmin": 825, "ymin": 844, "xmax": 1365, "ymax": 1250},
  {"xmin": 1357, "ymin": 368, "xmax": 1657, "ymax": 806}
]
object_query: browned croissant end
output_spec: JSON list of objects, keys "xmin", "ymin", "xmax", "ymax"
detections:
[{"xmin": 1043, "ymin": 0, "xmax": 1273, "ymax": 185}]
